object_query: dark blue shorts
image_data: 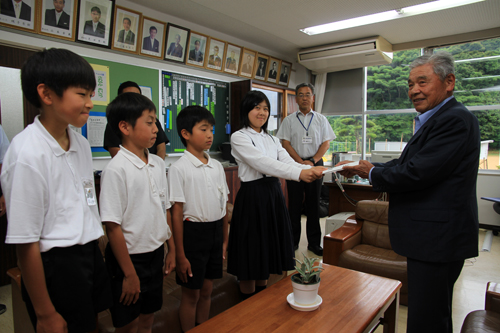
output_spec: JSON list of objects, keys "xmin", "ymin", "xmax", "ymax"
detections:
[
  {"xmin": 176, "ymin": 219, "xmax": 223, "ymax": 289},
  {"xmin": 105, "ymin": 244, "xmax": 164, "ymax": 328},
  {"xmin": 22, "ymin": 240, "xmax": 112, "ymax": 333}
]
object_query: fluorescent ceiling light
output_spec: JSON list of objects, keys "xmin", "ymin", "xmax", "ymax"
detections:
[{"xmin": 300, "ymin": 0, "xmax": 485, "ymax": 35}]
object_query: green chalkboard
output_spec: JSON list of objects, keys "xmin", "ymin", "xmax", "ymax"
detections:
[
  {"xmin": 83, "ymin": 56, "xmax": 160, "ymax": 158},
  {"xmin": 161, "ymin": 71, "xmax": 230, "ymax": 154}
]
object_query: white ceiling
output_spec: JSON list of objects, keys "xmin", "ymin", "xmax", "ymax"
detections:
[{"xmin": 129, "ymin": 0, "xmax": 500, "ymax": 59}]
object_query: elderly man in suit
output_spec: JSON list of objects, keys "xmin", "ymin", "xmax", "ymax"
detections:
[
  {"xmin": 143, "ymin": 26, "xmax": 159, "ymax": 52},
  {"xmin": 44, "ymin": 0, "xmax": 70, "ymax": 30},
  {"xmin": 1, "ymin": 0, "xmax": 31, "ymax": 21},
  {"xmin": 167, "ymin": 34, "xmax": 183, "ymax": 58},
  {"xmin": 83, "ymin": 6, "xmax": 105, "ymax": 38},
  {"xmin": 339, "ymin": 51, "xmax": 480, "ymax": 333}
]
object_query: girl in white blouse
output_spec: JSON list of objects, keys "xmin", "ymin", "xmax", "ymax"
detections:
[{"xmin": 227, "ymin": 91, "xmax": 325, "ymax": 299}]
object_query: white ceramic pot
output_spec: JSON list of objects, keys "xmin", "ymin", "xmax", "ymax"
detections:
[{"xmin": 291, "ymin": 274, "xmax": 320, "ymax": 306}]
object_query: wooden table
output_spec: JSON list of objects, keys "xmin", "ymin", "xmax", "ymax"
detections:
[
  {"xmin": 325, "ymin": 181, "xmax": 388, "ymax": 216},
  {"xmin": 190, "ymin": 264, "xmax": 402, "ymax": 333}
]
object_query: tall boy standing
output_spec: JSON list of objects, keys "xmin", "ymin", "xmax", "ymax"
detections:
[
  {"xmin": 100, "ymin": 92, "xmax": 175, "ymax": 331},
  {"xmin": 1, "ymin": 48, "xmax": 112, "ymax": 332},
  {"xmin": 168, "ymin": 106, "xmax": 229, "ymax": 332}
]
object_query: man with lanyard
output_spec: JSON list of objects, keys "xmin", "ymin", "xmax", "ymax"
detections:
[{"xmin": 277, "ymin": 83, "xmax": 335, "ymax": 256}]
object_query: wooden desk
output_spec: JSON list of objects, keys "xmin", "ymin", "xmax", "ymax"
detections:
[
  {"xmin": 190, "ymin": 264, "xmax": 401, "ymax": 333},
  {"xmin": 325, "ymin": 182, "xmax": 387, "ymax": 216}
]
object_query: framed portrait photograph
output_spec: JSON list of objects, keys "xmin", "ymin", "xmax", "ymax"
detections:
[
  {"xmin": 266, "ymin": 58, "xmax": 281, "ymax": 84},
  {"xmin": 0, "ymin": 0, "xmax": 37, "ymax": 32},
  {"xmin": 164, "ymin": 23, "xmax": 189, "ymax": 63},
  {"xmin": 223, "ymin": 43, "xmax": 242, "ymax": 76},
  {"xmin": 185, "ymin": 31, "xmax": 208, "ymax": 67},
  {"xmin": 111, "ymin": 5, "xmax": 142, "ymax": 53},
  {"xmin": 254, "ymin": 53, "xmax": 269, "ymax": 82},
  {"xmin": 239, "ymin": 48, "xmax": 256, "ymax": 78},
  {"xmin": 205, "ymin": 37, "xmax": 226, "ymax": 72},
  {"xmin": 279, "ymin": 61, "xmax": 292, "ymax": 87},
  {"xmin": 140, "ymin": 16, "xmax": 165, "ymax": 59},
  {"xmin": 76, "ymin": 0, "xmax": 113, "ymax": 47},
  {"xmin": 39, "ymin": 0, "xmax": 77, "ymax": 41}
]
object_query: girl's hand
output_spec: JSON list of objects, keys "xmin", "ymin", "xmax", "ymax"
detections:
[
  {"xmin": 164, "ymin": 251, "xmax": 176, "ymax": 276},
  {"xmin": 175, "ymin": 256, "xmax": 193, "ymax": 283},
  {"xmin": 120, "ymin": 273, "xmax": 141, "ymax": 305}
]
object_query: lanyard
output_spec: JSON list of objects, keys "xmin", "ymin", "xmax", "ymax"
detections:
[{"xmin": 296, "ymin": 112, "xmax": 314, "ymax": 136}]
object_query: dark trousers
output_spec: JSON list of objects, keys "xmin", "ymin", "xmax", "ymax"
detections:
[
  {"xmin": 406, "ymin": 258, "xmax": 464, "ymax": 333},
  {"xmin": 286, "ymin": 159, "xmax": 323, "ymax": 247}
]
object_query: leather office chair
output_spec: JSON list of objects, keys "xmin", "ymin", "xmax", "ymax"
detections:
[
  {"xmin": 323, "ymin": 200, "xmax": 408, "ymax": 305},
  {"xmin": 461, "ymin": 282, "xmax": 500, "ymax": 332}
]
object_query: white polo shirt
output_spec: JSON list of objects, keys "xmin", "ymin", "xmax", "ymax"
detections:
[
  {"xmin": 100, "ymin": 146, "xmax": 171, "ymax": 254},
  {"xmin": 2, "ymin": 116, "xmax": 103, "ymax": 252},
  {"xmin": 230, "ymin": 127, "xmax": 310, "ymax": 182},
  {"xmin": 168, "ymin": 150, "xmax": 228, "ymax": 222},
  {"xmin": 277, "ymin": 110, "xmax": 336, "ymax": 159}
]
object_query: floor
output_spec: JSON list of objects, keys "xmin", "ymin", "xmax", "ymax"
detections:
[{"xmin": 0, "ymin": 217, "xmax": 498, "ymax": 332}]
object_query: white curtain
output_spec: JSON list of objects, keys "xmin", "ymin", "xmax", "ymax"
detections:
[{"xmin": 314, "ymin": 72, "xmax": 328, "ymax": 114}]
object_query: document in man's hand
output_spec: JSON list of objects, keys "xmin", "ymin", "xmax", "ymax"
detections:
[{"xmin": 322, "ymin": 161, "xmax": 359, "ymax": 174}]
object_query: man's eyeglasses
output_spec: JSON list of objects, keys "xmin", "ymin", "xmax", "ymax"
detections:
[{"xmin": 298, "ymin": 93, "xmax": 312, "ymax": 99}]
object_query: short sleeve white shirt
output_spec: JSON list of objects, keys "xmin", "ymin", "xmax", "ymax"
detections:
[
  {"xmin": 99, "ymin": 146, "xmax": 171, "ymax": 254},
  {"xmin": 168, "ymin": 151, "xmax": 228, "ymax": 222},
  {"xmin": 2, "ymin": 116, "xmax": 103, "ymax": 252},
  {"xmin": 230, "ymin": 127, "xmax": 310, "ymax": 182},
  {"xmin": 276, "ymin": 110, "xmax": 336, "ymax": 159}
]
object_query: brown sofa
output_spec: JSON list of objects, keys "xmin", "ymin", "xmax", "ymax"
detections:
[
  {"xmin": 7, "ymin": 235, "xmax": 284, "ymax": 333},
  {"xmin": 323, "ymin": 200, "xmax": 408, "ymax": 305},
  {"xmin": 461, "ymin": 281, "xmax": 500, "ymax": 332}
]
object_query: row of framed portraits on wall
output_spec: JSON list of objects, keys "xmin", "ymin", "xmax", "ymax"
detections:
[{"xmin": 0, "ymin": 0, "xmax": 292, "ymax": 86}]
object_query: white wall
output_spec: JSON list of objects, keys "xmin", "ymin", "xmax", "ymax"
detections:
[{"xmin": 477, "ymin": 173, "xmax": 500, "ymax": 228}]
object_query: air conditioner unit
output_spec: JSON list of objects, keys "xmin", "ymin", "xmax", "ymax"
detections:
[{"xmin": 297, "ymin": 36, "xmax": 393, "ymax": 73}]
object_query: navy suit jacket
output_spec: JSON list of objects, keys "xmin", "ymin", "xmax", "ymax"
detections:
[
  {"xmin": 142, "ymin": 37, "xmax": 159, "ymax": 52},
  {"xmin": 44, "ymin": 9, "xmax": 70, "ymax": 30},
  {"xmin": 371, "ymin": 98, "xmax": 480, "ymax": 263},
  {"xmin": 1, "ymin": 0, "xmax": 31, "ymax": 20}
]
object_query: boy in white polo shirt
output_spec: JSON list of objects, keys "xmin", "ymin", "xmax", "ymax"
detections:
[
  {"xmin": 168, "ymin": 106, "xmax": 229, "ymax": 332},
  {"xmin": 1, "ymin": 48, "xmax": 112, "ymax": 332},
  {"xmin": 99, "ymin": 92, "xmax": 175, "ymax": 331}
]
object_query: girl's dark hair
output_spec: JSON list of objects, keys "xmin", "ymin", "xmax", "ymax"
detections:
[
  {"xmin": 21, "ymin": 48, "xmax": 96, "ymax": 108},
  {"xmin": 176, "ymin": 106, "xmax": 215, "ymax": 147},
  {"xmin": 240, "ymin": 90, "xmax": 270, "ymax": 133},
  {"xmin": 106, "ymin": 93, "xmax": 156, "ymax": 138}
]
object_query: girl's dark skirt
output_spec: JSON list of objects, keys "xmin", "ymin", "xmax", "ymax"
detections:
[{"xmin": 227, "ymin": 177, "xmax": 295, "ymax": 280}]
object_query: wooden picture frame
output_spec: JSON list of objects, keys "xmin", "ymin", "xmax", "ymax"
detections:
[
  {"xmin": 223, "ymin": 43, "xmax": 242, "ymax": 76},
  {"xmin": 239, "ymin": 48, "xmax": 256, "ymax": 78},
  {"xmin": 0, "ymin": 0, "xmax": 37, "ymax": 32},
  {"xmin": 278, "ymin": 61, "xmax": 292, "ymax": 87},
  {"xmin": 254, "ymin": 53, "xmax": 269, "ymax": 82},
  {"xmin": 164, "ymin": 23, "xmax": 189, "ymax": 63},
  {"xmin": 266, "ymin": 58, "xmax": 281, "ymax": 84},
  {"xmin": 39, "ymin": 0, "xmax": 77, "ymax": 40},
  {"xmin": 185, "ymin": 31, "xmax": 208, "ymax": 67},
  {"xmin": 139, "ymin": 16, "xmax": 165, "ymax": 59},
  {"xmin": 205, "ymin": 37, "xmax": 226, "ymax": 72},
  {"xmin": 76, "ymin": 0, "xmax": 113, "ymax": 47},
  {"xmin": 111, "ymin": 5, "xmax": 141, "ymax": 54}
]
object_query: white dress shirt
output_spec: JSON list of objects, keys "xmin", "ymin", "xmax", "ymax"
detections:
[{"xmin": 231, "ymin": 127, "xmax": 310, "ymax": 182}]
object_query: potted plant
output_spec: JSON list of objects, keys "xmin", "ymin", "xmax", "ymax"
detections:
[{"xmin": 290, "ymin": 253, "xmax": 324, "ymax": 306}]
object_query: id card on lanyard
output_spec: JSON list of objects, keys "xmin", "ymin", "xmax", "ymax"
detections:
[{"xmin": 297, "ymin": 112, "xmax": 314, "ymax": 144}]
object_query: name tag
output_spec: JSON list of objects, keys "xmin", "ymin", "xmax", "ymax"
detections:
[
  {"xmin": 82, "ymin": 179, "xmax": 96, "ymax": 206},
  {"xmin": 159, "ymin": 190, "xmax": 166, "ymax": 212},
  {"xmin": 302, "ymin": 136, "xmax": 313, "ymax": 144}
]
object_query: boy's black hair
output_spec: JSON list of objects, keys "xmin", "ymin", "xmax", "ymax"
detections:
[
  {"xmin": 176, "ymin": 106, "xmax": 215, "ymax": 147},
  {"xmin": 240, "ymin": 90, "xmax": 270, "ymax": 133},
  {"xmin": 21, "ymin": 48, "xmax": 96, "ymax": 108},
  {"xmin": 106, "ymin": 92, "xmax": 156, "ymax": 139},
  {"xmin": 117, "ymin": 81, "xmax": 141, "ymax": 95}
]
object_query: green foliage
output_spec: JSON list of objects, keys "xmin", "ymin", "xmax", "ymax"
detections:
[{"xmin": 293, "ymin": 253, "xmax": 324, "ymax": 284}]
